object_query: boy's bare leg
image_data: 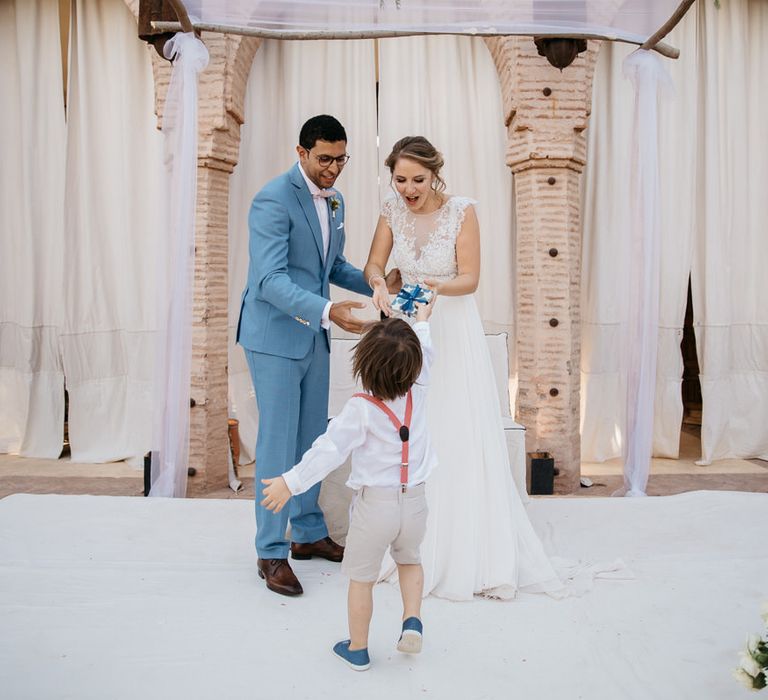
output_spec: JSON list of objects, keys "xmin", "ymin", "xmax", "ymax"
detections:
[
  {"xmin": 396, "ymin": 563, "xmax": 423, "ymax": 620},
  {"xmin": 348, "ymin": 580, "xmax": 375, "ymax": 650}
]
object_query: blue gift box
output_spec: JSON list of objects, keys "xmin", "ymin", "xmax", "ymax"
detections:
[{"xmin": 391, "ymin": 283, "xmax": 434, "ymax": 317}]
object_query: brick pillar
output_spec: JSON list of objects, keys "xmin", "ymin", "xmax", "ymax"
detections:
[
  {"xmin": 145, "ymin": 24, "xmax": 261, "ymax": 494},
  {"xmin": 485, "ymin": 36, "xmax": 598, "ymax": 493}
]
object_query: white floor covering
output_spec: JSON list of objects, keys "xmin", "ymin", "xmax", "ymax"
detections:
[{"xmin": 0, "ymin": 491, "xmax": 765, "ymax": 700}]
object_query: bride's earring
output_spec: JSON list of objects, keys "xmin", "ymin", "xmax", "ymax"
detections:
[{"xmin": 430, "ymin": 179, "xmax": 441, "ymax": 208}]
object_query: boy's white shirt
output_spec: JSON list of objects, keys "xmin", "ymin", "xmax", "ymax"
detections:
[{"xmin": 282, "ymin": 322, "xmax": 437, "ymax": 494}]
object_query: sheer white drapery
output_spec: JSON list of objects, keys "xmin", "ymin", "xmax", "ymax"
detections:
[
  {"xmin": 228, "ymin": 39, "xmax": 379, "ymax": 463},
  {"xmin": 582, "ymin": 35, "xmax": 696, "ymax": 466},
  {"xmin": 63, "ymin": 0, "xmax": 165, "ymax": 466},
  {"xmin": 582, "ymin": 0, "xmax": 768, "ymax": 467},
  {"xmin": 0, "ymin": 0, "xmax": 66, "ymax": 458},
  {"xmin": 149, "ymin": 33, "xmax": 209, "ymax": 497},
  {"xmin": 615, "ymin": 50, "xmax": 672, "ymax": 496},
  {"xmin": 178, "ymin": 0, "xmax": 685, "ymax": 45}
]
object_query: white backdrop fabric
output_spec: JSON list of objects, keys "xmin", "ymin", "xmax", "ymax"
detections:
[
  {"xmin": 227, "ymin": 39, "xmax": 379, "ymax": 463},
  {"xmin": 582, "ymin": 35, "xmax": 695, "ymax": 464},
  {"xmin": 615, "ymin": 49, "xmax": 673, "ymax": 497},
  {"xmin": 0, "ymin": 0, "xmax": 165, "ymax": 465},
  {"xmin": 227, "ymin": 36, "xmax": 514, "ymax": 462},
  {"xmin": 178, "ymin": 0, "xmax": 685, "ymax": 46},
  {"xmin": 581, "ymin": 0, "xmax": 768, "ymax": 465},
  {"xmin": 63, "ymin": 0, "xmax": 165, "ymax": 466},
  {"xmin": 149, "ymin": 33, "xmax": 209, "ymax": 498},
  {"xmin": 0, "ymin": 0, "xmax": 66, "ymax": 459},
  {"xmin": 690, "ymin": 0, "xmax": 768, "ymax": 464}
]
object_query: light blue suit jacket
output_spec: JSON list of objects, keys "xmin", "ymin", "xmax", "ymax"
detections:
[{"xmin": 236, "ymin": 164, "xmax": 371, "ymax": 359}]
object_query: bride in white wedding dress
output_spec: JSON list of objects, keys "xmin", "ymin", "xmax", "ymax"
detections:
[{"xmin": 364, "ymin": 136, "xmax": 572, "ymax": 601}]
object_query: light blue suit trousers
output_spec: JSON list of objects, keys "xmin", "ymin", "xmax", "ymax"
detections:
[{"xmin": 244, "ymin": 338, "xmax": 329, "ymax": 557}]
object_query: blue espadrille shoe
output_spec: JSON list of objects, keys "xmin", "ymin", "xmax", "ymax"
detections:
[
  {"xmin": 332, "ymin": 640, "xmax": 370, "ymax": 671},
  {"xmin": 396, "ymin": 616, "xmax": 423, "ymax": 654}
]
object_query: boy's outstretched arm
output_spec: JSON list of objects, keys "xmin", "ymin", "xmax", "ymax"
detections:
[
  {"xmin": 414, "ymin": 297, "xmax": 435, "ymax": 322},
  {"xmin": 261, "ymin": 476, "xmax": 292, "ymax": 513}
]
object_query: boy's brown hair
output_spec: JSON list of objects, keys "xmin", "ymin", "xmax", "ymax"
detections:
[{"xmin": 352, "ymin": 318, "xmax": 423, "ymax": 401}]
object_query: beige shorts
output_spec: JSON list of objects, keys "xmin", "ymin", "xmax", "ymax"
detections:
[{"xmin": 341, "ymin": 483, "xmax": 428, "ymax": 583}]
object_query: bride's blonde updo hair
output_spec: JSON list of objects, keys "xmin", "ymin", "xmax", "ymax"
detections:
[{"xmin": 384, "ymin": 136, "xmax": 446, "ymax": 193}]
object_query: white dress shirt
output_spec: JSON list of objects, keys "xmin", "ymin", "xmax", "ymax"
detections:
[
  {"xmin": 282, "ymin": 322, "xmax": 437, "ymax": 494},
  {"xmin": 298, "ymin": 162, "xmax": 334, "ymax": 328}
]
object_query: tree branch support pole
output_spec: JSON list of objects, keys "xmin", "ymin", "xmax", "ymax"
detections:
[{"xmin": 153, "ymin": 21, "xmax": 681, "ymax": 59}]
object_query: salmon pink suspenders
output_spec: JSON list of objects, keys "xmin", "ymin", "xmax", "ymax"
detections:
[{"xmin": 353, "ymin": 391, "xmax": 413, "ymax": 492}]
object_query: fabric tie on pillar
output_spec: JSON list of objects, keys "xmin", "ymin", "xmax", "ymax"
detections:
[
  {"xmin": 615, "ymin": 49, "xmax": 673, "ymax": 498},
  {"xmin": 150, "ymin": 33, "xmax": 209, "ymax": 498}
]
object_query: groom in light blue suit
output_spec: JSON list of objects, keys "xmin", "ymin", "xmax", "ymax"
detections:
[{"xmin": 237, "ymin": 115, "xmax": 381, "ymax": 597}]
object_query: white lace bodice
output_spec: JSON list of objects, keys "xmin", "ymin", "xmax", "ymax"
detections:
[{"xmin": 382, "ymin": 195, "xmax": 476, "ymax": 286}]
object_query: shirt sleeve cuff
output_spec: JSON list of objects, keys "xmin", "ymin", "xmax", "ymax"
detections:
[
  {"xmin": 320, "ymin": 301, "xmax": 333, "ymax": 330},
  {"xmin": 282, "ymin": 469, "xmax": 303, "ymax": 495}
]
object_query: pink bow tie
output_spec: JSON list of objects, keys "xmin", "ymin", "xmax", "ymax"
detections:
[{"xmin": 313, "ymin": 189, "xmax": 336, "ymax": 199}]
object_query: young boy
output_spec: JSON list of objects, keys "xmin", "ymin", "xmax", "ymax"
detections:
[{"xmin": 261, "ymin": 303, "xmax": 436, "ymax": 671}]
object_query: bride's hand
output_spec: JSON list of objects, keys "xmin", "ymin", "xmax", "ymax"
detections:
[
  {"xmin": 422, "ymin": 278, "xmax": 442, "ymax": 300},
  {"xmin": 370, "ymin": 276, "xmax": 393, "ymax": 317}
]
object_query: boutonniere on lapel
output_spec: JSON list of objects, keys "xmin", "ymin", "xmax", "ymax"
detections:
[{"xmin": 329, "ymin": 197, "xmax": 340, "ymax": 219}]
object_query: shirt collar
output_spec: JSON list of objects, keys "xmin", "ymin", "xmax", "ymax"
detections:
[{"xmin": 298, "ymin": 162, "xmax": 322, "ymax": 197}]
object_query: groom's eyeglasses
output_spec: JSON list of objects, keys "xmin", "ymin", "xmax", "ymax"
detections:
[{"xmin": 309, "ymin": 150, "xmax": 351, "ymax": 168}]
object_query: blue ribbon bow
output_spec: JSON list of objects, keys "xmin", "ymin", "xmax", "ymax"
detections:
[{"xmin": 395, "ymin": 284, "xmax": 430, "ymax": 316}]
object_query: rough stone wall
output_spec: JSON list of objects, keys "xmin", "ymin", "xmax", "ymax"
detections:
[
  {"xmin": 185, "ymin": 33, "xmax": 260, "ymax": 495},
  {"xmin": 485, "ymin": 36, "xmax": 598, "ymax": 493}
]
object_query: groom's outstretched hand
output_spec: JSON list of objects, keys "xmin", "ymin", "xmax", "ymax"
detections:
[{"xmin": 330, "ymin": 300, "xmax": 369, "ymax": 334}]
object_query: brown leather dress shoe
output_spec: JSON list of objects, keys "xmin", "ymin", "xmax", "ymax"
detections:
[
  {"xmin": 290, "ymin": 536, "xmax": 344, "ymax": 562},
  {"xmin": 257, "ymin": 558, "xmax": 303, "ymax": 596}
]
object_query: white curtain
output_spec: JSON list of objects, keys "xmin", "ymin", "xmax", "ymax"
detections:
[
  {"xmin": 691, "ymin": 0, "xmax": 768, "ymax": 464},
  {"xmin": 150, "ymin": 33, "xmax": 209, "ymax": 497},
  {"xmin": 581, "ymin": 0, "xmax": 768, "ymax": 465},
  {"xmin": 63, "ymin": 0, "xmax": 165, "ymax": 466},
  {"xmin": 377, "ymin": 35, "xmax": 515, "ymax": 338},
  {"xmin": 227, "ymin": 39, "xmax": 379, "ymax": 462},
  {"xmin": 0, "ymin": 0, "xmax": 66, "ymax": 458},
  {"xmin": 615, "ymin": 49, "xmax": 673, "ymax": 496}
]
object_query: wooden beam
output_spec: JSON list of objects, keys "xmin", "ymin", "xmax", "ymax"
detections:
[
  {"xmin": 641, "ymin": 0, "xmax": 697, "ymax": 53},
  {"xmin": 151, "ymin": 21, "xmax": 681, "ymax": 59},
  {"xmin": 165, "ymin": 0, "xmax": 194, "ymax": 34}
]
